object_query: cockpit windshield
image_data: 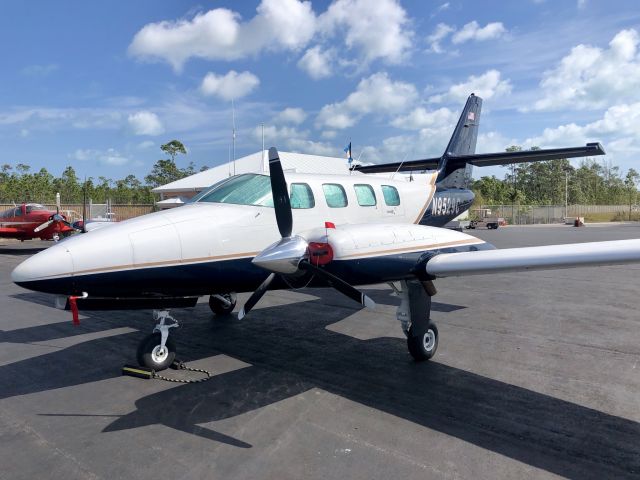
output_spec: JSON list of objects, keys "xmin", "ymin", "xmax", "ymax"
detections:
[
  {"xmin": 26, "ymin": 204, "xmax": 47, "ymax": 213},
  {"xmin": 190, "ymin": 174, "xmax": 274, "ymax": 207}
]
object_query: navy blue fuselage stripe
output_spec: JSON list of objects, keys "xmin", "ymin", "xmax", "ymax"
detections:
[{"xmin": 16, "ymin": 242, "xmax": 494, "ymax": 297}]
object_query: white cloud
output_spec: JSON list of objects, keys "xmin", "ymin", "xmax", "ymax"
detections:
[
  {"xmin": 318, "ymin": 0, "xmax": 412, "ymax": 64},
  {"xmin": 526, "ymin": 102, "xmax": 640, "ymax": 148},
  {"xmin": 102, "ymin": 149, "xmax": 130, "ymax": 166},
  {"xmin": 321, "ymin": 130, "xmax": 337, "ymax": 139},
  {"xmin": 476, "ymin": 131, "xmax": 513, "ymax": 153},
  {"xmin": 532, "ymin": 29, "xmax": 640, "ymax": 111},
  {"xmin": 137, "ymin": 140, "xmax": 155, "ymax": 150},
  {"xmin": 426, "ymin": 23, "xmax": 454, "ymax": 54},
  {"xmin": 297, "ymin": 46, "xmax": 333, "ymax": 79},
  {"xmin": 429, "ymin": 69, "xmax": 512, "ymax": 104},
  {"xmin": 128, "ymin": 0, "xmax": 316, "ymax": 71},
  {"xmin": 252, "ymin": 124, "xmax": 338, "ymax": 156},
  {"xmin": 391, "ymin": 107, "xmax": 458, "ymax": 130},
  {"xmin": 316, "ymin": 72, "xmax": 418, "ymax": 129},
  {"xmin": 71, "ymin": 148, "xmax": 131, "ymax": 166},
  {"xmin": 275, "ymin": 107, "xmax": 307, "ymax": 124},
  {"xmin": 577, "ymin": 0, "xmax": 587, "ymax": 9},
  {"xmin": 287, "ymin": 138, "xmax": 337, "ymax": 156},
  {"xmin": 452, "ymin": 21, "xmax": 506, "ymax": 44},
  {"xmin": 127, "ymin": 111, "xmax": 164, "ymax": 136},
  {"xmin": 200, "ymin": 70, "xmax": 260, "ymax": 101}
]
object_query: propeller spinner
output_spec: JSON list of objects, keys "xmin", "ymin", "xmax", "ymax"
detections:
[{"xmin": 238, "ymin": 147, "xmax": 375, "ymax": 319}]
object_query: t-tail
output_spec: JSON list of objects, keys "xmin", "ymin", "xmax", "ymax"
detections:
[{"xmin": 353, "ymin": 94, "xmax": 605, "ymax": 189}]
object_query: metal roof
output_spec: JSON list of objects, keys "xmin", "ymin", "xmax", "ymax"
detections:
[{"xmin": 152, "ymin": 151, "xmax": 354, "ymax": 193}]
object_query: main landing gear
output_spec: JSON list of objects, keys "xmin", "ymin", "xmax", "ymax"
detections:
[
  {"xmin": 137, "ymin": 310, "xmax": 178, "ymax": 370},
  {"xmin": 209, "ymin": 293, "xmax": 237, "ymax": 315},
  {"xmin": 392, "ymin": 279, "xmax": 439, "ymax": 361}
]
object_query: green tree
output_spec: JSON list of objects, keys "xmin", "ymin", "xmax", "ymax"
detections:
[
  {"xmin": 160, "ymin": 140, "xmax": 187, "ymax": 163},
  {"xmin": 625, "ymin": 168, "xmax": 640, "ymax": 220},
  {"xmin": 145, "ymin": 140, "xmax": 190, "ymax": 189}
]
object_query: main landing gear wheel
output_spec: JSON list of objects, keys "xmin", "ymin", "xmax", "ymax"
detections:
[
  {"xmin": 407, "ymin": 322, "xmax": 439, "ymax": 362},
  {"xmin": 137, "ymin": 332, "xmax": 176, "ymax": 371},
  {"xmin": 209, "ymin": 293, "xmax": 237, "ymax": 315}
]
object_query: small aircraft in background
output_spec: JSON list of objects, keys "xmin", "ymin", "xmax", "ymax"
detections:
[
  {"xmin": 12, "ymin": 94, "xmax": 640, "ymax": 372},
  {"xmin": 0, "ymin": 194, "xmax": 77, "ymax": 242}
]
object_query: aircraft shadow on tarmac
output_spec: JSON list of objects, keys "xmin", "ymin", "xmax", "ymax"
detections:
[{"xmin": 2, "ymin": 291, "xmax": 639, "ymax": 479}]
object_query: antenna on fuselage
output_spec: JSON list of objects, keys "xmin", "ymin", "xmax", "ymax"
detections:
[{"xmin": 391, "ymin": 151, "xmax": 411, "ymax": 180}]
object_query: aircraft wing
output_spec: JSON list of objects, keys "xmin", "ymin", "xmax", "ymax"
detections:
[
  {"xmin": 354, "ymin": 143, "xmax": 605, "ymax": 174},
  {"xmin": 425, "ymin": 239, "xmax": 640, "ymax": 278}
]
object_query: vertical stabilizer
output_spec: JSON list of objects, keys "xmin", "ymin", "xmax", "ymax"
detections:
[{"xmin": 437, "ymin": 94, "xmax": 482, "ymax": 188}]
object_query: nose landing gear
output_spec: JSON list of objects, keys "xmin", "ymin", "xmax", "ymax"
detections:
[{"xmin": 137, "ymin": 310, "xmax": 179, "ymax": 371}]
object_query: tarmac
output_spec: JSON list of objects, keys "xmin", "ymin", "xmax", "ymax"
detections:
[{"xmin": 1, "ymin": 224, "xmax": 639, "ymax": 480}]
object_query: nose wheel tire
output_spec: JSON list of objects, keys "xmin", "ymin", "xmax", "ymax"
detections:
[
  {"xmin": 209, "ymin": 293, "xmax": 237, "ymax": 315},
  {"xmin": 136, "ymin": 332, "xmax": 176, "ymax": 371},
  {"xmin": 407, "ymin": 322, "xmax": 439, "ymax": 361}
]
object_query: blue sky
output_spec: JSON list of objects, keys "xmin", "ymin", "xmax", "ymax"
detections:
[{"xmin": 1, "ymin": 0, "xmax": 639, "ymax": 180}]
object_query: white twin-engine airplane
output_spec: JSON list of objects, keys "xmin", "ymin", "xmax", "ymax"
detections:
[{"xmin": 12, "ymin": 94, "xmax": 640, "ymax": 371}]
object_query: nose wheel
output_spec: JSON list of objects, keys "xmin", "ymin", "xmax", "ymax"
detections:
[{"xmin": 136, "ymin": 310, "xmax": 178, "ymax": 371}]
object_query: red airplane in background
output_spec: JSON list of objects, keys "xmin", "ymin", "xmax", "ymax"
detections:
[{"xmin": 0, "ymin": 203, "xmax": 76, "ymax": 241}]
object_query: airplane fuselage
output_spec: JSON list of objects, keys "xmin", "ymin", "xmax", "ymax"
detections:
[{"xmin": 12, "ymin": 172, "xmax": 490, "ymax": 298}]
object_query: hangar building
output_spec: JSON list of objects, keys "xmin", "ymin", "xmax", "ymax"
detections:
[{"xmin": 152, "ymin": 150, "xmax": 355, "ymax": 208}]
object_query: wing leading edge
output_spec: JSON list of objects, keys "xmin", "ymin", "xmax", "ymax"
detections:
[{"xmin": 425, "ymin": 239, "xmax": 640, "ymax": 278}]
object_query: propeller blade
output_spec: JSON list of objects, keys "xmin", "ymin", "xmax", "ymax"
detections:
[
  {"xmin": 299, "ymin": 260, "xmax": 375, "ymax": 309},
  {"xmin": 238, "ymin": 273, "xmax": 276, "ymax": 320},
  {"xmin": 268, "ymin": 147, "xmax": 292, "ymax": 238},
  {"xmin": 55, "ymin": 192, "xmax": 61, "ymax": 214},
  {"xmin": 34, "ymin": 220, "xmax": 53, "ymax": 233}
]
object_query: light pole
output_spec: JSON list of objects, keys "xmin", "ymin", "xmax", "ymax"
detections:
[{"xmin": 564, "ymin": 167, "xmax": 572, "ymax": 219}]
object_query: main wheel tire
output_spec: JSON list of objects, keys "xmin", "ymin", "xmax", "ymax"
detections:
[
  {"xmin": 209, "ymin": 293, "xmax": 237, "ymax": 315},
  {"xmin": 407, "ymin": 322, "xmax": 439, "ymax": 361},
  {"xmin": 136, "ymin": 332, "xmax": 176, "ymax": 371}
]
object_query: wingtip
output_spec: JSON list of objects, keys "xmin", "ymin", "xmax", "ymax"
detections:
[{"xmin": 237, "ymin": 308, "xmax": 246, "ymax": 320}]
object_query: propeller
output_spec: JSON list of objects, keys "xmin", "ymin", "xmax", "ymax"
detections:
[
  {"xmin": 238, "ymin": 147, "xmax": 375, "ymax": 319},
  {"xmin": 34, "ymin": 192, "xmax": 79, "ymax": 233}
]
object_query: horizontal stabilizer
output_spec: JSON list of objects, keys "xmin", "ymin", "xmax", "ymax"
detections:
[
  {"xmin": 354, "ymin": 143, "xmax": 605, "ymax": 174},
  {"xmin": 425, "ymin": 239, "xmax": 640, "ymax": 278}
]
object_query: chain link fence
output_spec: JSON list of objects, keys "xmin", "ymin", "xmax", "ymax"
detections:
[
  {"xmin": 481, "ymin": 204, "xmax": 637, "ymax": 225},
  {"xmin": 0, "ymin": 204, "xmax": 155, "ymax": 222}
]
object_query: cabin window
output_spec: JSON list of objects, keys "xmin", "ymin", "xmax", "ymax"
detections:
[
  {"xmin": 290, "ymin": 183, "xmax": 315, "ymax": 209},
  {"xmin": 354, "ymin": 184, "xmax": 376, "ymax": 207},
  {"xmin": 14, "ymin": 207, "xmax": 22, "ymax": 217},
  {"xmin": 382, "ymin": 185, "xmax": 400, "ymax": 206},
  {"xmin": 322, "ymin": 183, "xmax": 348, "ymax": 208}
]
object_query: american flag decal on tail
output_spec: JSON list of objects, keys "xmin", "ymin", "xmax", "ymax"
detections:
[{"xmin": 467, "ymin": 111, "xmax": 475, "ymax": 121}]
